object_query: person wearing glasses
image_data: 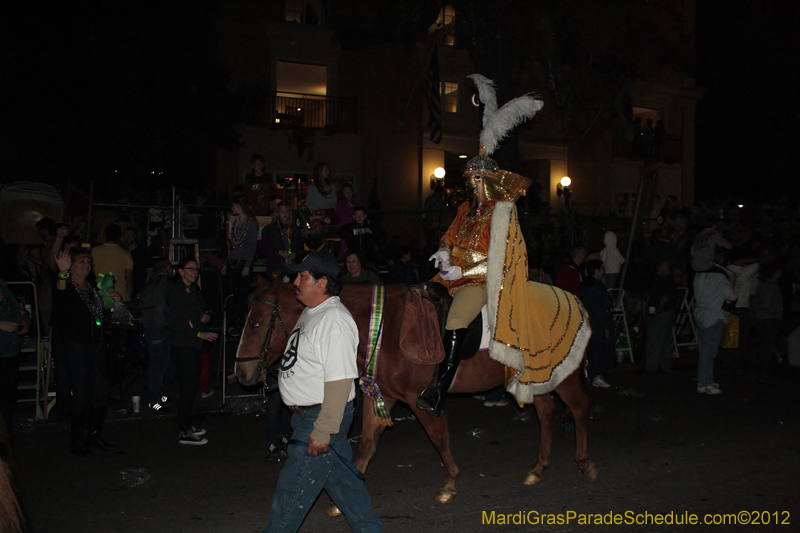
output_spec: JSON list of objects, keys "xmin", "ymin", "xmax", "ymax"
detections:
[
  {"xmin": 168, "ymin": 258, "xmax": 219, "ymax": 445},
  {"xmin": 341, "ymin": 251, "xmax": 379, "ymax": 285}
]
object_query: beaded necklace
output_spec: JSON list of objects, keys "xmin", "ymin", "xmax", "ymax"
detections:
[
  {"xmin": 69, "ymin": 279, "xmax": 104, "ymax": 351},
  {"xmin": 230, "ymin": 216, "xmax": 251, "ymax": 252},
  {"xmin": 228, "ymin": 216, "xmax": 251, "ymax": 268},
  {"xmin": 279, "ymin": 221, "xmax": 293, "ymax": 258}
]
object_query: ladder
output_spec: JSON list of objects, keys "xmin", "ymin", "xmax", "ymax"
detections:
[
  {"xmin": 8, "ymin": 281, "xmax": 50, "ymax": 420},
  {"xmin": 672, "ymin": 287, "xmax": 699, "ymax": 355},
  {"xmin": 608, "ymin": 288, "xmax": 634, "ymax": 363}
]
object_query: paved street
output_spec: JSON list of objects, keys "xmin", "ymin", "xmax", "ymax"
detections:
[{"xmin": 12, "ymin": 357, "xmax": 800, "ymax": 533}]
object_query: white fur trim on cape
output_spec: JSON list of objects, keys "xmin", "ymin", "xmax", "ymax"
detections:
[{"xmin": 486, "ymin": 201, "xmax": 592, "ymax": 403}]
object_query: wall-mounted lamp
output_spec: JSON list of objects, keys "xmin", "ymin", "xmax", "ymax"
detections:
[
  {"xmin": 557, "ymin": 176, "xmax": 572, "ymax": 209},
  {"xmin": 430, "ymin": 167, "xmax": 446, "ymax": 189}
]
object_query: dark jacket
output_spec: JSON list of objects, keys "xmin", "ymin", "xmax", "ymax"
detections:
[
  {"xmin": 579, "ymin": 279, "xmax": 615, "ymax": 335},
  {"xmin": 140, "ymin": 271, "xmax": 172, "ymax": 329},
  {"xmin": 339, "ymin": 221, "xmax": 384, "ymax": 261},
  {"xmin": 258, "ymin": 220, "xmax": 303, "ymax": 274},
  {"xmin": 168, "ymin": 281, "xmax": 208, "ymax": 350},
  {"xmin": 53, "ymin": 282, "xmax": 104, "ymax": 345}
]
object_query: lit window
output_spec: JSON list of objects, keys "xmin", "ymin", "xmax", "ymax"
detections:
[
  {"xmin": 285, "ymin": 0, "xmax": 323, "ymax": 25},
  {"xmin": 442, "ymin": 82, "xmax": 458, "ymax": 113},
  {"xmin": 428, "ymin": 4, "xmax": 456, "ymax": 46}
]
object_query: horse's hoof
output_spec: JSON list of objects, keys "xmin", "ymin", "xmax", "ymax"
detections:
[
  {"xmin": 523, "ymin": 471, "xmax": 542, "ymax": 486},
  {"xmin": 434, "ymin": 488, "xmax": 456, "ymax": 503},
  {"xmin": 580, "ymin": 461, "xmax": 598, "ymax": 482},
  {"xmin": 326, "ymin": 504, "xmax": 343, "ymax": 517}
]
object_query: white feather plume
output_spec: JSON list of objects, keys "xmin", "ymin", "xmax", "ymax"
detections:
[
  {"xmin": 469, "ymin": 74, "xmax": 544, "ymax": 156},
  {"xmin": 467, "ymin": 74, "xmax": 498, "ymax": 127}
]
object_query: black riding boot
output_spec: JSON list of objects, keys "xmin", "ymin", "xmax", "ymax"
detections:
[
  {"xmin": 88, "ymin": 408, "xmax": 117, "ymax": 451},
  {"xmin": 69, "ymin": 412, "xmax": 91, "ymax": 456},
  {"xmin": 416, "ymin": 328, "xmax": 468, "ymax": 416}
]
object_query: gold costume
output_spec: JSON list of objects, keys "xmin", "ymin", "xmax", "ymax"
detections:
[
  {"xmin": 432, "ymin": 200, "xmax": 495, "ymax": 295},
  {"xmin": 434, "ymin": 173, "xmax": 591, "ymax": 403},
  {"xmin": 427, "ymin": 74, "xmax": 590, "ymax": 405}
]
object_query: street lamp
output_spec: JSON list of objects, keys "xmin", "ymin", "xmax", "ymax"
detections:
[
  {"xmin": 430, "ymin": 167, "xmax": 446, "ymax": 189},
  {"xmin": 557, "ymin": 176, "xmax": 572, "ymax": 210}
]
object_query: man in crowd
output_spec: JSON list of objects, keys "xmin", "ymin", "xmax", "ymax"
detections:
[
  {"xmin": 555, "ymin": 245, "xmax": 586, "ymax": 296},
  {"xmin": 92, "ymin": 224, "xmax": 134, "ymax": 301},
  {"xmin": 339, "ymin": 206, "xmax": 383, "ymax": 265},
  {"xmin": 122, "ymin": 227, "xmax": 154, "ymax": 298},
  {"xmin": 693, "ymin": 262, "xmax": 736, "ymax": 395},
  {"xmin": 263, "ymin": 252, "xmax": 383, "ymax": 533}
]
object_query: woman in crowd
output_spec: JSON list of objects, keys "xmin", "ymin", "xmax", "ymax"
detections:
[
  {"xmin": 168, "ymin": 258, "xmax": 218, "ymax": 445},
  {"xmin": 334, "ymin": 183, "xmax": 362, "ymax": 227},
  {"xmin": 222, "ymin": 195, "xmax": 258, "ymax": 337},
  {"xmin": 258, "ymin": 202, "xmax": 302, "ymax": 279},
  {"xmin": 341, "ymin": 251, "xmax": 380, "ymax": 284},
  {"xmin": 54, "ymin": 248, "xmax": 120, "ymax": 456},
  {"xmin": 0, "ymin": 282, "xmax": 30, "ymax": 443},
  {"xmin": 578, "ymin": 259, "xmax": 616, "ymax": 388},
  {"xmin": 305, "ymin": 162, "xmax": 337, "ymax": 214}
]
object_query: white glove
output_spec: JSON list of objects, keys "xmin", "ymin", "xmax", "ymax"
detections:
[
  {"xmin": 439, "ymin": 265, "xmax": 463, "ymax": 281},
  {"xmin": 428, "ymin": 247, "xmax": 451, "ymax": 269}
]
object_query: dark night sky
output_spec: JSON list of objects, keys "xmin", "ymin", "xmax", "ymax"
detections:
[
  {"xmin": 3, "ymin": 1, "xmax": 798, "ymax": 205},
  {"xmin": 695, "ymin": 0, "xmax": 800, "ymax": 205}
]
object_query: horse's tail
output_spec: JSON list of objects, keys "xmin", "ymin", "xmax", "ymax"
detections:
[{"xmin": 579, "ymin": 353, "xmax": 591, "ymax": 397}]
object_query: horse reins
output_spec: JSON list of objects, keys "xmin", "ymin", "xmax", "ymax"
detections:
[{"xmin": 234, "ymin": 296, "xmax": 289, "ymax": 382}]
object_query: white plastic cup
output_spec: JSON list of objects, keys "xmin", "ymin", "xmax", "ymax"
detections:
[{"xmin": 132, "ymin": 395, "xmax": 141, "ymax": 414}]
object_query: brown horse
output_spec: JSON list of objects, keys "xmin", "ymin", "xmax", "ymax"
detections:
[{"xmin": 235, "ymin": 279, "xmax": 597, "ymax": 503}]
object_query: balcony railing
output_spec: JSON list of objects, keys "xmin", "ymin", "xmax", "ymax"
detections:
[{"xmin": 265, "ymin": 92, "xmax": 357, "ymax": 134}]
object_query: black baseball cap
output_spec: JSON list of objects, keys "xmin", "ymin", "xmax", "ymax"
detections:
[{"xmin": 285, "ymin": 251, "xmax": 340, "ymax": 278}]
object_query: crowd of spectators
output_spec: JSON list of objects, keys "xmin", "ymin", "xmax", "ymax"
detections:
[{"xmin": 3, "ymin": 161, "xmax": 800, "ymax": 453}]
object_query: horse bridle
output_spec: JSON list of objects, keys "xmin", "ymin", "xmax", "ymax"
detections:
[{"xmin": 234, "ymin": 296, "xmax": 290, "ymax": 382}]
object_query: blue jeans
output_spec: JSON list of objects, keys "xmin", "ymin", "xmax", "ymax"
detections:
[
  {"xmin": 265, "ymin": 374, "xmax": 292, "ymax": 448},
  {"xmin": 263, "ymin": 401, "xmax": 383, "ymax": 533},
  {"xmin": 697, "ymin": 320, "xmax": 724, "ymax": 387},
  {"xmin": 145, "ymin": 326, "xmax": 171, "ymax": 405}
]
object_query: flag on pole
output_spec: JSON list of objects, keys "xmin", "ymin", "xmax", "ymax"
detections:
[{"xmin": 423, "ymin": 43, "xmax": 442, "ymax": 144}]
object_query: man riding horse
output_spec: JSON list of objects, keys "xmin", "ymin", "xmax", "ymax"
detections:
[{"xmin": 417, "ymin": 74, "xmax": 591, "ymax": 416}]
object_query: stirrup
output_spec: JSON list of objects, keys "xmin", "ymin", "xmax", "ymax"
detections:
[{"xmin": 416, "ymin": 387, "xmax": 442, "ymax": 416}]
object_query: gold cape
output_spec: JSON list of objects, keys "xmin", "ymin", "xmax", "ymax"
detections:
[{"xmin": 487, "ymin": 201, "xmax": 592, "ymax": 403}]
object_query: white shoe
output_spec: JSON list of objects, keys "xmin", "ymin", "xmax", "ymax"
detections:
[
  {"xmin": 697, "ymin": 384, "xmax": 722, "ymax": 395},
  {"xmin": 179, "ymin": 433, "xmax": 208, "ymax": 445},
  {"xmin": 483, "ymin": 398, "xmax": 509, "ymax": 407},
  {"xmin": 592, "ymin": 376, "xmax": 611, "ymax": 388}
]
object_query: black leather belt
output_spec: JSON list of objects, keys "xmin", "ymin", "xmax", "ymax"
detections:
[{"xmin": 288, "ymin": 404, "xmax": 321, "ymax": 419}]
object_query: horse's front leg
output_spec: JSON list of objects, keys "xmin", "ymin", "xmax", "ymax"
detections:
[
  {"xmin": 408, "ymin": 395, "xmax": 459, "ymax": 503},
  {"xmin": 356, "ymin": 396, "xmax": 397, "ymax": 473},
  {"xmin": 327, "ymin": 396, "xmax": 396, "ymax": 518},
  {"xmin": 524, "ymin": 393, "xmax": 556, "ymax": 485}
]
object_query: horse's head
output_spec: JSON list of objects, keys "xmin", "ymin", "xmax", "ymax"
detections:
[{"xmin": 234, "ymin": 276, "xmax": 294, "ymax": 386}]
